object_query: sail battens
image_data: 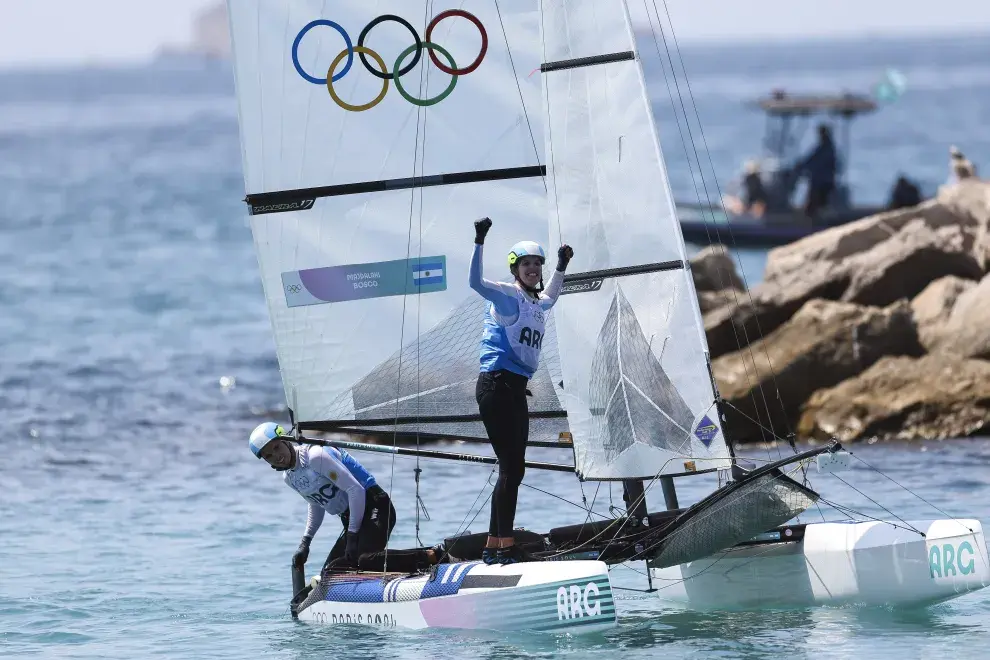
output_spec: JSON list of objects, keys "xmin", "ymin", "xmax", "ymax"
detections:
[
  {"xmin": 294, "ymin": 435, "xmax": 577, "ymax": 473},
  {"xmin": 540, "ymin": 51, "xmax": 635, "ymax": 73},
  {"xmin": 564, "ymin": 260, "xmax": 685, "ymax": 284},
  {"xmin": 301, "ymin": 410, "xmax": 568, "ymax": 429},
  {"xmin": 576, "ymin": 467, "xmax": 720, "ymax": 482},
  {"xmin": 293, "ymin": 425, "xmax": 572, "ymax": 449},
  {"xmin": 246, "ymin": 165, "xmax": 547, "ymax": 214}
]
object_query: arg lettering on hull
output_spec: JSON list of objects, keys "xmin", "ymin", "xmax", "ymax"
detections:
[
  {"xmin": 929, "ymin": 539, "xmax": 977, "ymax": 579},
  {"xmin": 556, "ymin": 582, "xmax": 603, "ymax": 621}
]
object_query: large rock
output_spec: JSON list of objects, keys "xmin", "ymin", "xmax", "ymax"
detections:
[
  {"xmin": 690, "ymin": 244, "xmax": 746, "ymax": 293},
  {"xmin": 927, "ymin": 272, "xmax": 990, "ymax": 359},
  {"xmin": 839, "ymin": 220, "xmax": 982, "ymax": 306},
  {"xmin": 764, "ymin": 180, "xmax": 990, "ymax": 288},
  {"xmin": 910, "ymin": 275, "xmax": 975, "ymax": 351},
  {"xmin": 698, "ymin": 289, "xmax": 742, "ymax": 314},
  {"xmin": 704, "ymin": 274, "xmax": 849, "ymax": 359},
  {"xmin": 714, "ymin": 298, "xmax": 922, "ymax": 444},
  {"xmin": 706, "ymin": 181, "xmax": 990, "ymax": 359},
  {"xmin": 797, "ymin": 354, "xmax": 990, "ymax": 442}
]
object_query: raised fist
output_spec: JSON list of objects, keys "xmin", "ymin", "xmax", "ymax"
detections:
[
  {"xmin": 474, "ymin": 217, "xmax": 493, "ymax": 244},
  {"xmin": 557, "ymin": 244, "xmax": 574, "ymax": 271}
]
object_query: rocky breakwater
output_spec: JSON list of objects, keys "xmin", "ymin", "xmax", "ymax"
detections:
[{"xmin": 691, "ymin": 179, "xmax": 990, "ymax": 443}]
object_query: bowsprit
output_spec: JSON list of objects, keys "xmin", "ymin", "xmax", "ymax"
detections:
[{"xmin": 290, "ymin": 10, "xmax": 488, "ymax": 112}]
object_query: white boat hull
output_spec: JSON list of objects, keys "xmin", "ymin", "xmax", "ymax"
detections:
[
  {"xmin": 298, "ymin": 560, "xmax": 616, "ymax": 634},
  {"xmin": 649, "ymin": 519, "xmax": 990, "ymax": 609}
]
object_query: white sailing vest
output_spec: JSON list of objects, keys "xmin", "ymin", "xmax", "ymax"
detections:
[
  {"xmin": 503, "ymin": 287, "xmax": 546, "ymax": 374},
  {"xmin": 283, "ymin": 448, "xmax": 349, "ymax": 516}
]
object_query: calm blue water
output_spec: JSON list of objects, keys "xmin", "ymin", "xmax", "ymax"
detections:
[{"xmin": 3, "ymin": 32, "xmax": 990, "ymax": 659}]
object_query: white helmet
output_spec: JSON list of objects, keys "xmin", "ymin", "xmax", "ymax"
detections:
[
  {"xmin": 507, "ymin": 240, "xmax": 546, "ymax": 270},
  {"xmin": 249, "ymin": 422, "xmax": 287, "ymax": 458}
]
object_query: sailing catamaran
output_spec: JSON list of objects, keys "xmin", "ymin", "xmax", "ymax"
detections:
[{"xmin": 225, "ymin": 0, "xmax": 988, "ymax": 632}]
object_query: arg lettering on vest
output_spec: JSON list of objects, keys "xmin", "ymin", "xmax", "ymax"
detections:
[
  {"xmin": 518, "ymin": 327, "xmax": 543, "ymax": 349},
  {"xmin": 305, "ymin": 483, "xmax": 339, "ymax": 507}
]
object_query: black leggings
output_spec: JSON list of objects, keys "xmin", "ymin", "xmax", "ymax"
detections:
[
  {"xmin": 476, "ymin": 369, "xmax": 529, "ymax": 538},
  {"xmin": 324, "ymin": 485, "xmax": 396, "ymax": 570}
]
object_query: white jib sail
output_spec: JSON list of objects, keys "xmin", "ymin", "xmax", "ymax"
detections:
[
  {"xmin": 539, "ymin": 0, "xmax": 732, "ymax": 479},
  {"xmin": 228, "ymin": 0, "xmax": 565, "ymax": 438}
]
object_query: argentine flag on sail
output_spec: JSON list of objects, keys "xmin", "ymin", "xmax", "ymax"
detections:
[{"xmin": 412, "ymin": 262, "xmax": 444, "ymax": 286}]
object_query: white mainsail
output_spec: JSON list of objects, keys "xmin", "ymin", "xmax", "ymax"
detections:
[
  {"xmin": 539, "ymin": 0, "xmax": 732, "ymax": 479},
  {"xmin": 228, "ymin": 0, "xmax": 566, "ymax": 438}
]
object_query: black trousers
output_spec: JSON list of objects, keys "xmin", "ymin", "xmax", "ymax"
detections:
[
  {"xmin": 323, "ymin": 485, "xmax": 396, "ymax": 570},
  {"xmin": 476, "ymin": 369, "xmax": 529, "ymax": 538}
]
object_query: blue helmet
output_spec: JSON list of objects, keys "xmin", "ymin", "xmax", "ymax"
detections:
[
  {"xmin": 507, "ymin": 241, "xmax": 546, "ymax": 269},
  {"xmin": 249, "ymin": 422, "xmax": 287, "ymax": 458}
]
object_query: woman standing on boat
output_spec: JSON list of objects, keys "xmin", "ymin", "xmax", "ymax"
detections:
[{"xmin": 469, "ymin": 217, "xmax": 573, "ymax": 565}]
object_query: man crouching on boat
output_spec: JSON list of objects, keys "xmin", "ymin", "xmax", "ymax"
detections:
[{"xmin": 248, "ymin": 422, "xmax": 396, "ymax": 572}]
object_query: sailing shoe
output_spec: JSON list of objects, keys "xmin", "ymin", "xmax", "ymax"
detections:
[
  {"xmin": 497, "ymin": 544, "xmax": 533, "ymax": 565},
  {"xmin": 481, "ymin": 547, "xmax": 500, "ymax": 565}
]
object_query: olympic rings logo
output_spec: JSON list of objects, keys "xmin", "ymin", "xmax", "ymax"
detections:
[
  {"xmin": 286, "ymin": 284, "xmax": 302, "ymax": 294},
  {"xmin": 291, "ymin": 10, "xmax": 488, "ymax": 112}
]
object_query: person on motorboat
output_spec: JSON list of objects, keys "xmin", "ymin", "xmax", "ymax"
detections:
[
  {"xmin": 741, "ymin": 160, "xmax": 769, "ymax": 216},
  {"xmin": 469, "ymin": 217, "xmax": 573, "ymax": 565},
  {"xmin": 248, "ymin": 422, "xmax": 397, "ymax": 572},
  {"xmin": 794, "ymin": 123, "xmax": 839, "ymax": 219},
  {"xmin": 723, "ymin": 160, "xmax": 769, "ymax": 218}
]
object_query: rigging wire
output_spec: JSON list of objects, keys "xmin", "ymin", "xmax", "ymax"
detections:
[
  {"xmin": 828, "ymin": 472, "xmax": 926, "ymax": 536},
  {"xmin": 520, "ymin": 481, "xmax": 613, "ymax": 521},
  {"xmin": 435, "ymin": 468, "xmax": 498, "ymax": 565},
  {"xmin": 410, "ymin": 0, "xmax": 436, "ymax": 548},
  {"xmin": 384, "ymin": 0, "xmax": 438, "ymax": 572},
  {"xmin": 818, "ymin": 497, "xmax": 925, "ymax": 535},
  {"xmin": 847, "ymin": 450, "xmax": 974, "ymax": 531},
  {"xmin": 637, "ymin": 0, "xmax": 776, "ymax": 459},
  {"xmin": 537, "ymin": 0, "xmax": 564, "ymax": 241},
  {"xmin": 655, "ymin": 0, "xmax": 801, "ymax": 457},
  {"xmin": 583, "ymin": 482, "xmax": 603, "ymax": 526},
  {"xmin": 494, "ymin": 0, "xmax": 546, "ymax": 192},
  {"xmin": 642, "ymin": 0, "xmax": 785, "ymax": 465}
]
